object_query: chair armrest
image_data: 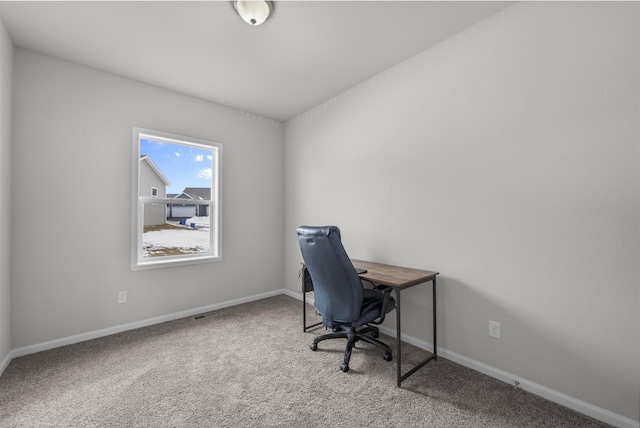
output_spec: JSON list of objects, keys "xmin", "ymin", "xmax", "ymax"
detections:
[{"xmin": 364, "ymin": 286, "xmax": 394, "ymax": 325}]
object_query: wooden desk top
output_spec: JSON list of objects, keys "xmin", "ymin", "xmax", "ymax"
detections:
[{"xmin": 351, "ymin": 259, "xmax": 439, "ymax": 290}]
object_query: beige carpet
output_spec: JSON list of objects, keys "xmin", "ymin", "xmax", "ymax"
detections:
[{"xmin": 0, "ymin": 295, "xmax": 609, "ymax": 427}]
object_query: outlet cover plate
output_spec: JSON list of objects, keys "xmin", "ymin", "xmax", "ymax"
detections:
[
  {"xmin": 489, "ymin": 320, "xmax": 500, "ymax": 339},
  {"xmin": 118, "ymin": 291, "xmax": 128, "ymax": 304}
]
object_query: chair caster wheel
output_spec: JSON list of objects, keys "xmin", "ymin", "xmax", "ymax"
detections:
[
  {"xmin": 340, "ymin": 363, "xmax": 349, "ymax": 372},
  {"xmin": 384, "ymin": 353, "xmax": 392, "ymax": 362},
  {"xmin": 310, "ymin": 343, "xmax": 318, "ymax": 351},
  {"xmin": 372, "ymin": 331, "xmax": 379, "ymax": 338}
]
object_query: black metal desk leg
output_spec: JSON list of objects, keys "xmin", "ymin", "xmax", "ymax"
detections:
[
  {"xmin": 396, "ymin": 288, "xmax": 402, "ymax": 387},
  {"xmin": 433, "ymin": 277, "xmax": 437, "ymax": 360},
  {"xmin": 302, "ymin": 289, "xmax": 307, "ymax": 332}
]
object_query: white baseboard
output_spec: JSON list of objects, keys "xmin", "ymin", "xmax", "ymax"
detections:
[
  {"xmin": 281, "ymin": 288, "xmax": 302, "ymax": 301},
  {"xmin": 0, "ymin": 348, "xmax": 12, "ymax": 376},
  {"xmin": 438, "ymin": 348, "xmax": 639, "ymax": 428},
  {"xmin": 5, "ymin": 289, "xmax": 284, "ymax": 362},
  {"xmin": 2, "ymin": 289, "xmax": 638, "ymax": 428},
  {"xmin": 290, "ymin": 290, "xmax": 639, "ymax": 428}
]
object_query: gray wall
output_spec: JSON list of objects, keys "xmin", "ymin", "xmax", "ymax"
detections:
[
  {"xmin": 284, "ymin": 2, "xmax": 639, "ymax": 421},
  {"xmin": 3, "ymin": 2, "xmax": 639, "ymax": 424},
  {"xmin": 10, "ymin": 49, "xmax": 285, "ymax": 348},
  {"xmin": 0, "ymin": 18, "xmax": 13, "ymax": 366}
]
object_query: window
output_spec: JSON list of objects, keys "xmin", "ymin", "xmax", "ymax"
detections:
[{"xmin": 131, "ymin": 127, "xmax": 222, "ymax": 270}]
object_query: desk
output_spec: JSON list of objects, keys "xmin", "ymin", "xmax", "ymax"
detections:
[{"xmin": 301, "ymin": 260, "xmax": 439, "ymax": 387}]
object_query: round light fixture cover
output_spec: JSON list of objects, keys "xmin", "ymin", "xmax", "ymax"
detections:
[{"xmin": 234, "ymin": 0, "xmax": 273, "ymax": 26}]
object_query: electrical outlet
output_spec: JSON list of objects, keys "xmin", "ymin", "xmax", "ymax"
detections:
[
  {"xmin": 489, "ymin": 320, "xmax": 500, "ymax": 339},
  {"xmin": 118, "ymin": 291, "xmax": 128, "ymax": 304}
]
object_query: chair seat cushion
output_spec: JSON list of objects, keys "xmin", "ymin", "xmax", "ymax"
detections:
[
  {"xmin": 362, "ymin": 288, "xmax": 383, "ymax": 304},
  {"xmin": 322, "ymin": 288, "xmax": 395, "ymax": 328},
  {"xmin": 359, "ymin": 289, "xmax": 395, "ymax": 325}
]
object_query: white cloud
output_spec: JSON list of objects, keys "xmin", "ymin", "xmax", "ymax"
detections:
[
  {"xmin": 207, "ymin": 155, "xmax": 213, "ymax": 160},
  {"xmin": 175, "ymin": 152, "xmax": 181, "ymax": 158},
  {"xmin": 198, "ymin": 168, "xmax": 212, "ymax": 179},
  {"xmin": 194, "ymin": 154, "xmax": 204, "ymax": 162}
]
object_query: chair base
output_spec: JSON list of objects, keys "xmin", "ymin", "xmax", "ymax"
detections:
[{"xmin": 310, "ymin": 324, "xmax": 392, "ymax": 372}]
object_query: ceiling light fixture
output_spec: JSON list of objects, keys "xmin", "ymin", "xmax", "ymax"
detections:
[{"xmin": 233, "ymin": 1, "xmax": 273, "ymax": 26}]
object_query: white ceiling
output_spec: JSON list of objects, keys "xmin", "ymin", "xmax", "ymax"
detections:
[{"xmin": 0, "ymin": 1, "xmax": 514, "ymax": 122}]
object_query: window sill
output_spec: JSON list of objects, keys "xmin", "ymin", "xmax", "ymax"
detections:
[{"xmin": 131, "ymin": 254, "xmax": 223, "ymax": 271}]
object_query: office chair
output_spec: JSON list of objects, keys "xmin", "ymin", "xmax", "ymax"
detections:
[{"xmin": 297, "ymin": 226, "xmax": 395, "ymax": 372}]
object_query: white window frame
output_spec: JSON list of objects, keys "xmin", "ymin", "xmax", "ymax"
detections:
[
  {"xmin": 131, "ymin": 127, "xmax": 223, "ymax": 270},
  {"xmin": 151, "ymin": 187, "xmax": 158, "ymax": 197}
]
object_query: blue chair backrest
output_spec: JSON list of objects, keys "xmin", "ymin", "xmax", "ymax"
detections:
[{"xmin": 297, "ymin": 226, "xmax": 363, "ymax": 324}]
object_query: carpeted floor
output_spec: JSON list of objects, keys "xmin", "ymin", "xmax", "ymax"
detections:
[{"xmin": 0, "ymin": 294, "xmax": 610, "ymax": 427}]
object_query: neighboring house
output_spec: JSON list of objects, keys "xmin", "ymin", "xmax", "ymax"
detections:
[
  {"xmin": 139, "ymin": 155, "xmax": 171, "ymax": 226},
  {"xmin": 166, "ymin": 187, "xmax": 211, "ymax": 220}
]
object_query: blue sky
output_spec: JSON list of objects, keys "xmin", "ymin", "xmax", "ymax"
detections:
[{"xmin": 141, "ymin": 138, "xmax": 214, "ymax": 194}]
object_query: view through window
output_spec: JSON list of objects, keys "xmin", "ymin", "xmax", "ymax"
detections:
[{"xmin": 131, "ymin": 128, "xmax": 222, "ymax": 270}]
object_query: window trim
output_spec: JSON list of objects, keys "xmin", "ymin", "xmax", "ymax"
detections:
[{"xmin": 131, "ymin": 127, "xmax": 223, "ymax": 270}]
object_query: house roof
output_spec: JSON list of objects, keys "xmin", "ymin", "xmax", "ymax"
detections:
[
  {"xmin": 175, "ymin": 187, "xmax": 211, "ymax": 201},
  {"xmin": 140, "ymin": 155, "xmax": 171, "ymax": 187}
]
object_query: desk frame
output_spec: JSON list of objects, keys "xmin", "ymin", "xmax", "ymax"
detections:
[
  {"xmin": 301, "ymin": 260, "xmax": 439, "ymax": 387},
  {"xmin": 301, "ymin": 267, "xmax": 323, "ymax": 332},
  {"xmin": 352, "ymin": 260, "xmax": 439, "ymax": 387}
]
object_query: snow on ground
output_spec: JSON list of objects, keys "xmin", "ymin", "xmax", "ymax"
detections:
[
  {"xmin": 177, "ymin": 216, "xmax": 210, "ymax": 229},
  {"xmin": 143, "ymin": 217, "xmax": 210, "ymax": 257}
]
